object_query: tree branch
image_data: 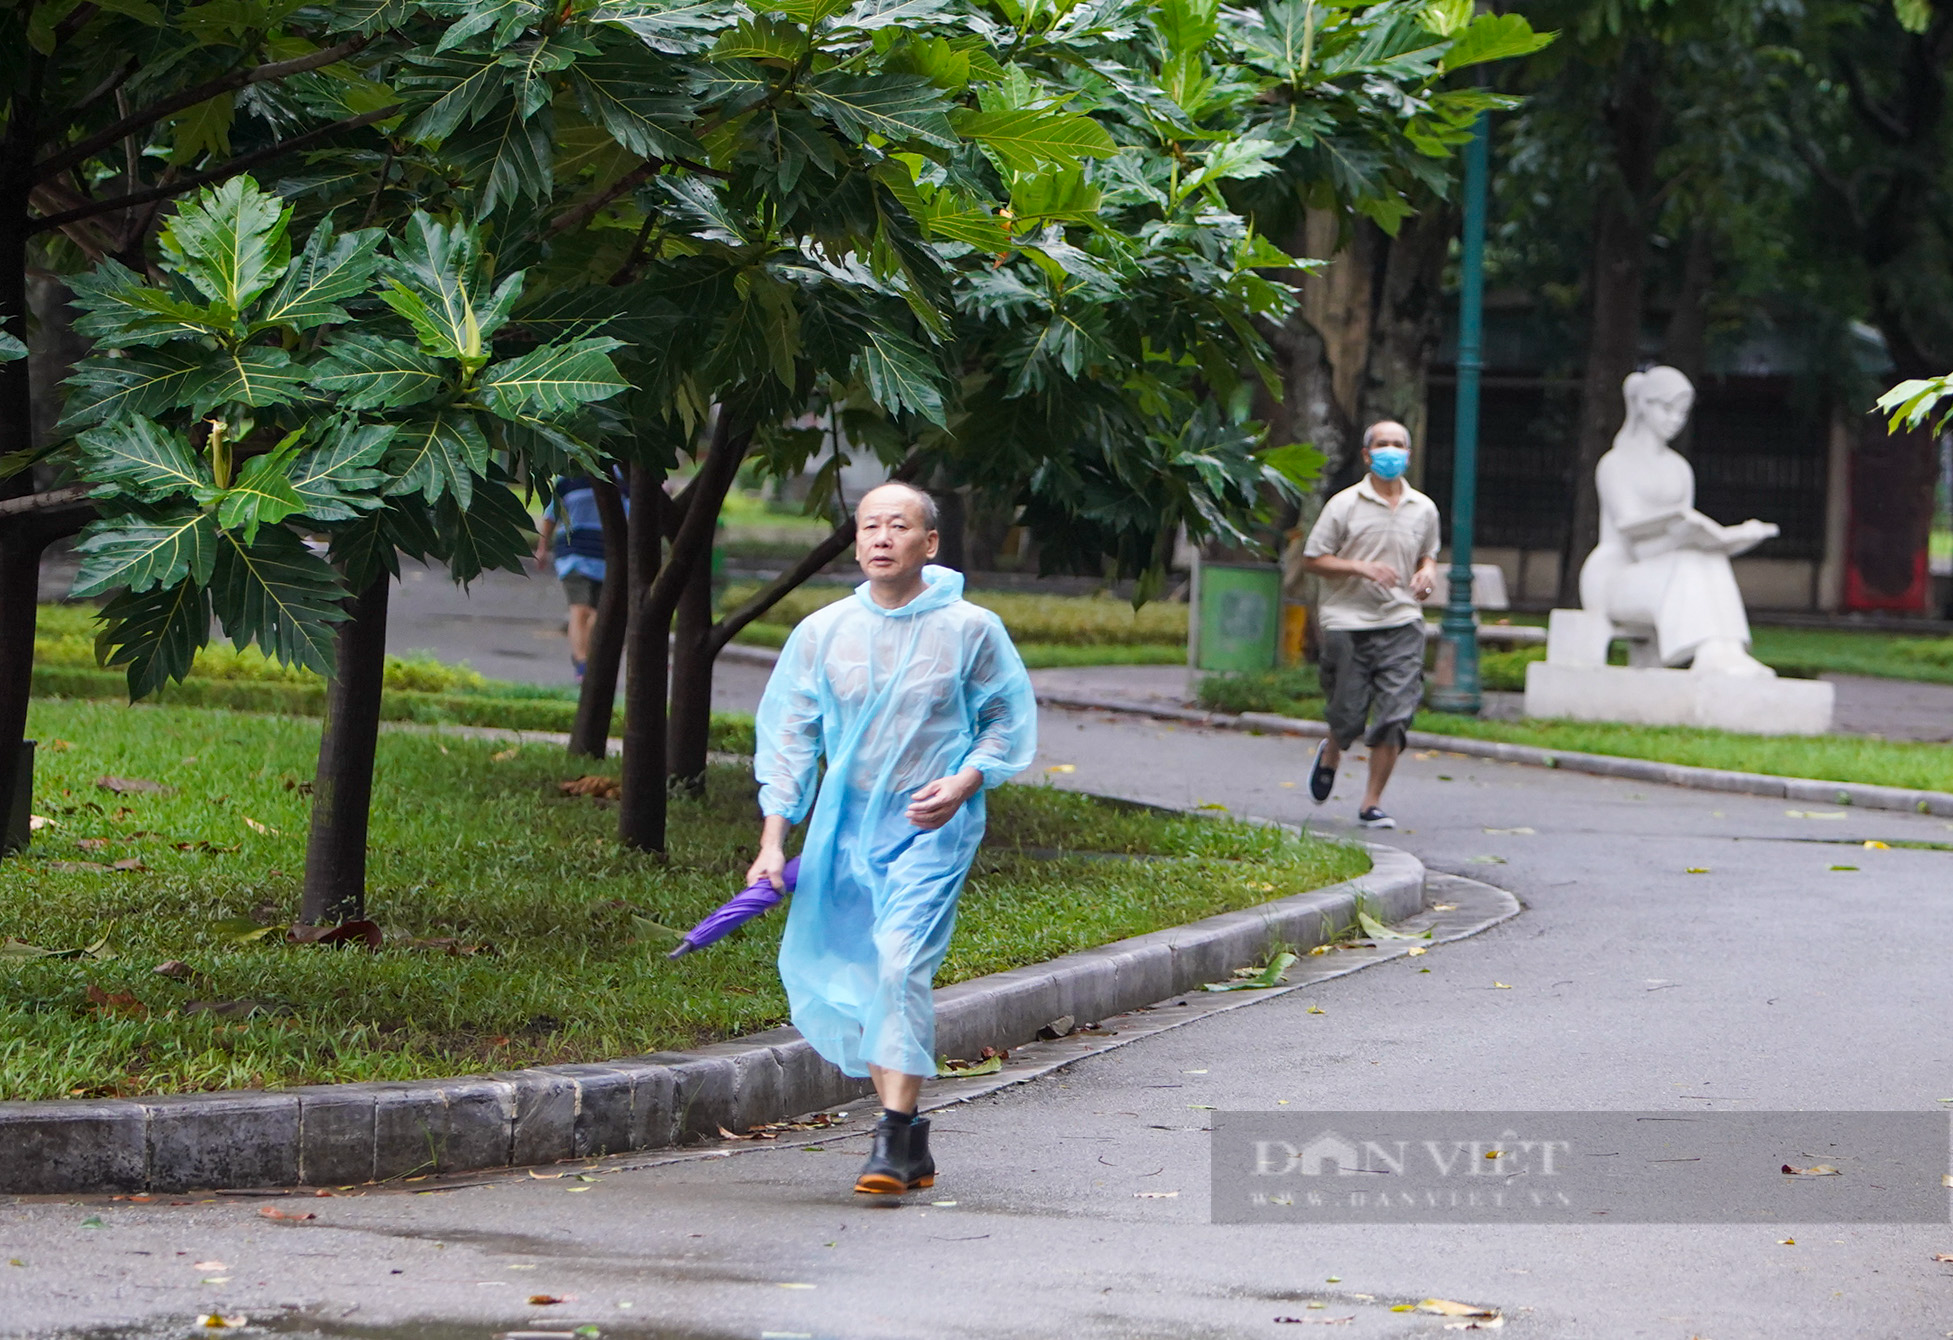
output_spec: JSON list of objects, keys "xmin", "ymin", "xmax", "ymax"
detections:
[
  {"xmin": 1836, "ymin": 52, "xmax": 1911, "ymax": 145},
  {"xmin": 707, "ymin": 519, "xmax": 852, "ymax": 655},
  {"xmin": 34, "ymin": 35, "xmax": 372, "ymax": 182},
  {"xmin": 0, "ymin": 483, "xmax": 94, "ymax": 518},
  {"xmin": 547, "ymin": 159, "xmax": 658, "ymax": 237},
  {"xmin": 28, "ymin": 105, "xmax": 399, "ymax": 236}
]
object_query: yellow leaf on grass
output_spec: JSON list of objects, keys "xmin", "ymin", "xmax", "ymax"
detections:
[
  {"xmin": 491, "ymin": 747, "xmax": 520, "ymax": 762},
  {"xmin": 242, "ymin": 816, "xmax": 278, "ymax": 836}
]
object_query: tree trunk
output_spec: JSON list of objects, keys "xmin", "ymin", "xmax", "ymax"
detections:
[
  {"xmin": 1558, "ymin": 42, "xmax": 1664, "ymax": 607},
  {"xmin": 618, "ymin": 414, "xmax": 753, "ymax": 852},
  {"xmin": 1358, "ymin": 204, "xmax": 1456, "ymax": 461},
  {"xmin": 665, "ymin": 538, "xmax": 714, "ymax": 795},
  {"xmin": 300, "ymin": 571, "xmax": 390, "ymax": 925},
  {"xmin": 1661, "ymin": 225, "xmax": 1714, "ymax": 459},
  {"xmin": 0, "ymin": 537, "xmax": 38, "ymax": 852},
  {"xmin": 567, "ymin": 476, "xmax": 628, "ymax": 759},
  {"xmin": 0, "ymin": 53, "xmax": 46, "ymax": 851},
  {"xmin": 619, "ymin": 464, "xmax": 668, "ymax": 851}
]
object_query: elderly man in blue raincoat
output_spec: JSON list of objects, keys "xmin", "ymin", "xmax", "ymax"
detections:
[{"xmin": 748, "ymin": 481, "xmax": 1037, "ymax": 1195}]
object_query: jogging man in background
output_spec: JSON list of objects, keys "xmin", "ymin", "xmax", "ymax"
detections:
[{"xmin": 1300, "ymin": 420, "xmax": 1441, "ymax": 829}]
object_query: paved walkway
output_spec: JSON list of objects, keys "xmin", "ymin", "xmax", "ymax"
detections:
[{"xmin": 7, "ymin": 699, "xmax": 1953, "ymax": 1339}]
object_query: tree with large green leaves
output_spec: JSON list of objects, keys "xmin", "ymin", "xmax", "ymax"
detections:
[
  {"xmin": 49, "ymin": 175, "xmax": 626, "ymax": 917},
  {"xmin": 4, "ymin": 0, "xmax": 1553, "ymax": 884},
  {"xmin": 1, "ymin": 0, "xmax": 415, "ymax": 844}
]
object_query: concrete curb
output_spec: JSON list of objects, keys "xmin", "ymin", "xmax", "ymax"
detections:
[
  {"xmin": 1038, "ymin": 690, "xmax": 1953, "ymax": 819},
  {"xmin": 0, "ymin": 845, "xmax": 1423, "ymax": 1196}
]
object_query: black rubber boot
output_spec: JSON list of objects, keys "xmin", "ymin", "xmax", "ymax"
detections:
[
  {"xmin": 906, "ymin": 1116, "xmax": 935, "ymax": 1189},
  {"xmin": 854, "ymin": 1116, "xmax": 913, "ymax": 1195}
]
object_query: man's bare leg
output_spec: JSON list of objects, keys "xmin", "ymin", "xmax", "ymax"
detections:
[
  {"xmin": 567, "ymin": 603, "xmax": 596, "ymax": 664},
  {"xmin": 868, "ymin": 1064, "xmax": 922, "ymax": 1115},
  {"xmin": 1362, "ymin": 741, "xmax": 1400, "ymax": 810}
]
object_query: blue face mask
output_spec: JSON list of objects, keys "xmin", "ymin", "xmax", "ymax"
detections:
[{"xmin": 1368, "ymin": 445, "xmax": 1410, "ymax": 481}]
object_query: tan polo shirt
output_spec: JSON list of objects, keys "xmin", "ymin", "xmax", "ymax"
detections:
[{"xmin": 1302, "ymin": 478, "xmax": 1442, "ymax": 632}]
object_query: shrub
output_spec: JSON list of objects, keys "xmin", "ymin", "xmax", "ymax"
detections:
[{"xmin": 722, "ymin": 585, "xmax": 1187, "ymax": 647}]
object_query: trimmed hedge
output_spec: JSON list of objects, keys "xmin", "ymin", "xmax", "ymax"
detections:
[{"xmin": 721, "ymin": 584, "xmax": 1187, "ymax": 647}]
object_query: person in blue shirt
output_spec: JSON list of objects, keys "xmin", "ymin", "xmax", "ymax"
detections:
[
  {"xmin": 533, "ymin": 476, "xmax": 609, "ymax": 680},
  {"xmin": 748, "ymin": 482, "xmax": 1037, "ymax": 1196}
]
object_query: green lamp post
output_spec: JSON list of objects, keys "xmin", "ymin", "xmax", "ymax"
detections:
[{"xmin": 1429, "ymin": 110, "xmax": 1488, "ymax": 715}]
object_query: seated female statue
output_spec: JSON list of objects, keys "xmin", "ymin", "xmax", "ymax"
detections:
[{"xmin": 1578, "ymin": 366, "xmax": 1778, "ymax": 677}]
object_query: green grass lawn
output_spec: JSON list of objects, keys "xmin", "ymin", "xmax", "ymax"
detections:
[
  {"xmin": 0, "ymin": 698, "xmax": 1367, "ymax": 1102},
  {"xmin": 1197, "ymin": 667, "xmax": 1953, "ymax": 794}
]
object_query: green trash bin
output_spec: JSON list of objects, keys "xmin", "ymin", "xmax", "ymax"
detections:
[{"xmin": 1193, "ymin": 563, "xmax": 1281, "ymax": 673}]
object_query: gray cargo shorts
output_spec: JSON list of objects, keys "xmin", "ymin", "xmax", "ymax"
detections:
[{"xmin": 1319, "ymin": 622, "xmax": 1426, "ymax": 750}]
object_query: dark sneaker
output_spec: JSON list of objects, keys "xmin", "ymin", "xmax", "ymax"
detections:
[
  {"xmin": 1357, "ymin": 806, "xmax": 1397, "ymax": 829},
  {"xmin": 854, "ymin": 1115, "xmax": 934, "ymax": 1194},
  {"xmin": 1308, "ymin": 739, "xmax": 1337, "ymax": 804}
]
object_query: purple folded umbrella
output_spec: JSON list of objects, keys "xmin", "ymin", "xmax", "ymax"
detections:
[{"xmin": 667, "ymin": 856, "xmax": 800, "ymax": 958}]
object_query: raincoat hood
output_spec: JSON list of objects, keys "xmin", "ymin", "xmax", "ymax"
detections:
[{"xmin": 853, "ymin": 563, "xmax": 964, "ymax": 617}]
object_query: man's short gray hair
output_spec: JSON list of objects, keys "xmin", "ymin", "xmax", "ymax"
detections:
[
  {"xmin": 1362, "ymin": 420, "xmax": 1412, "ymax": 450},
  {"xmin": 858, "ymin": 480, "xmax": 940, "ymax": 530}
]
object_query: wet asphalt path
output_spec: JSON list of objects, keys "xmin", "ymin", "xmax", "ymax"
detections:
[{"xmin": 6, "ymin": 703, "xmax": 1953, "ymax": 1340}]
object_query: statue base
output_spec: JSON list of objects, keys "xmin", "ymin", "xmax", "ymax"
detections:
[{"xmin": 1523, "ymin": 662, "xmax": 1835, "ymax": 736}]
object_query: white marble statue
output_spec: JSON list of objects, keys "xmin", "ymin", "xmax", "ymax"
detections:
[{"xmin": 1574, "ymin": 366, "xmax": 1778, "ymax": 677}]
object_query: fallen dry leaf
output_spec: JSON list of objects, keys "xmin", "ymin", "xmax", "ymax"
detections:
[
  {"xmin": 196, "ymin": 1316, "xmax": 247, "ymax": 1329},
  {"xmin": 401, "ymin": 937, "xmax": 493, "ymax": 957},
  {"xmin": 241, "ymin": 817, "xmax": 279, "ymax": 836},
  {"xmin": 287, "ymin": 919, "xmax": 383, "ymax": 950},
  {"xmin": 1781, "ymin": 1164, "xmax": 1840, "ymax": 1177},
  {"xmin": 558, "ymin": 775, "xmax": 620, "ymax": 799},
  {"xmin": 1685, "ymin": 867, "xmax": 1710, "ymax": 875},
  {"xmin": 258, "ymin": 1205, "xmax": 315, "ymax": 1221},
  {"xmin": 97, "ymin": 776, "xmax": 171, "ymax": 795},
  {"xmin": 76, "ymin": 838, "xmax": 110, "ymax": 852},
  {"xmin": 1418, "ymin": 1299, "xmax": 1499, "ymax": 1319},
  {"xmin": 28, "ymin": 814, "xmax": 52, "ymax": 831},
  {"xmin": 111, "ymin": 857, "xmax": 148, "ymax": 872},
  {"xmin": 183, "ymin": 999, "xmax": 275, "ymax": 1019},
  {"xmin": 84, "ymin": 984, "xmax": 144, "ymax": 1018},
  {"xmin": 1133, "ymin": 1191, "xmax": 1179, "ymax": 1198},
  {"xmin": 1443, "ymin": 1320, "xmax": 1504, "ymax": 1332},
  {"xmin": 1493, "ymin": 982, "xmax": 1512, "ymax": 990},
  {"xmin": 1930, "ymin": 1253, "xmax": 1953, "ymax": 1263},
  {"xmin": 192, "ymin": 1261, "xmax": 225, "ymax": 1270},
  {"xmin": 527, "ymin": 1295, "xmax": 567, "ymax": 1305},
  {"xmin": 1779, "ymin": 1238, "xmax": 1796, "ymax": 1246},
  {"xmin": 1407, "ymin": 946, "xmax": 1427, "ymax": 957},
  {"xmin": 152, "ymin": 960, "xmax": 193, "ymax": 979}
]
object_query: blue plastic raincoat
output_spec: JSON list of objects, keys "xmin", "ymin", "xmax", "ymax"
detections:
[{"xmin": 755, "ymin": 565, "xmax": 1037, "ymax": 1078}]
